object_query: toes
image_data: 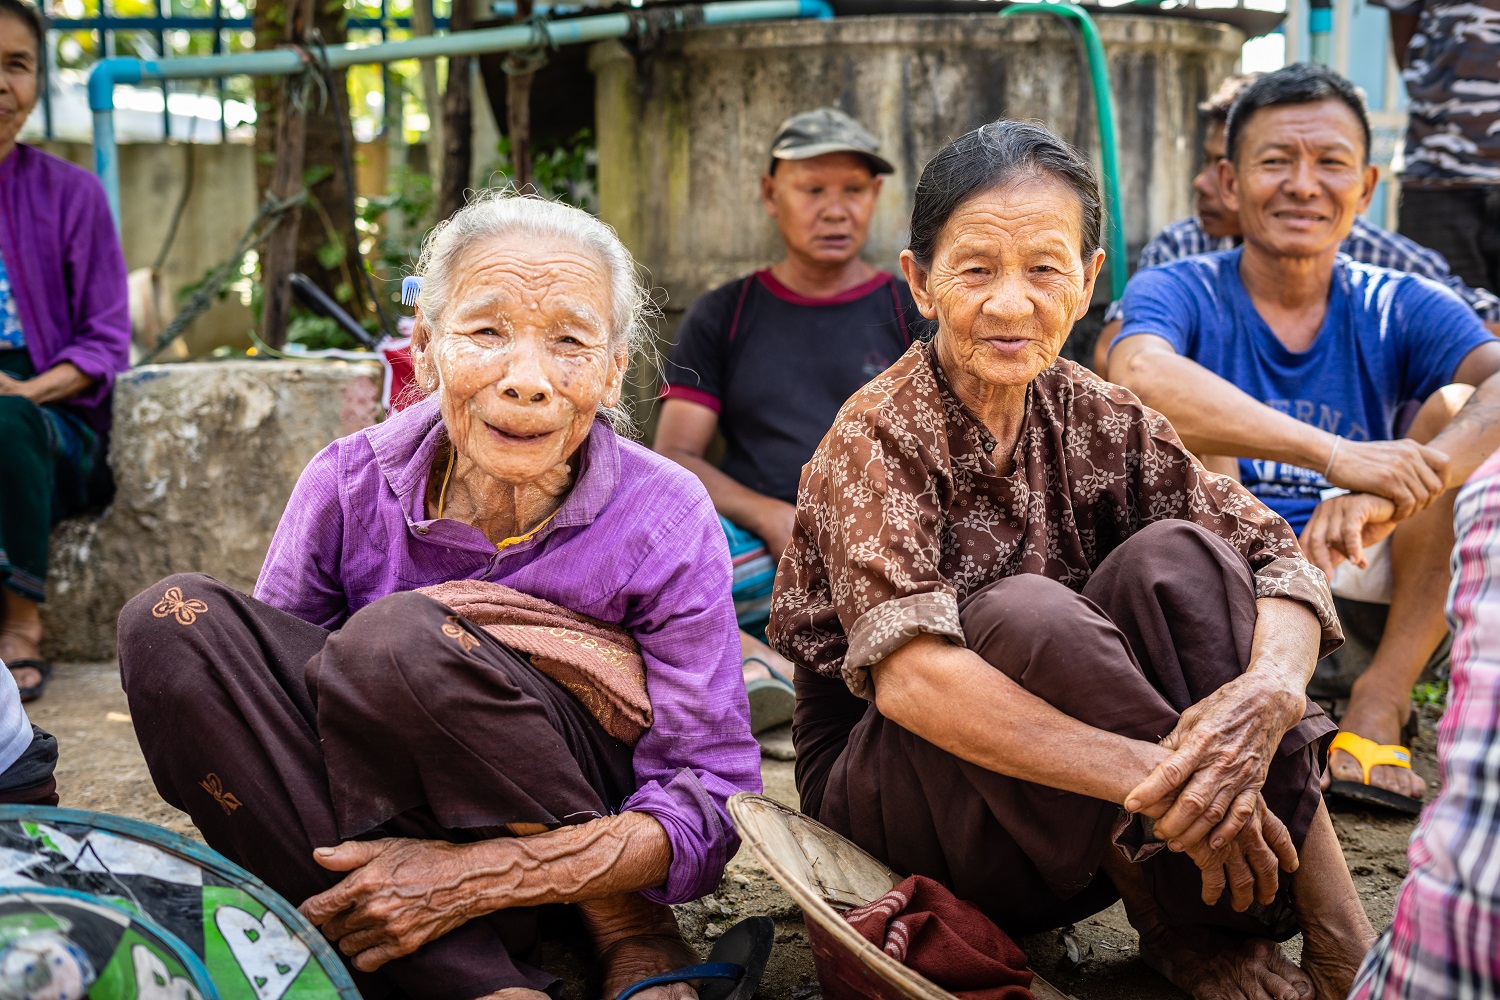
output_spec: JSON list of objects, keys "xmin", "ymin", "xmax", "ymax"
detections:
[
  {"xmin": 1261, "ymin": 956, "xmax": 1313, "ymax": 1000},
  {"xmin": 1371, "ymin": 764, "xmax": 1426, "ymax": 800},
  {"xmin": 1327, "ymin": 750, "xmax": 1362, "ymax": 783}
]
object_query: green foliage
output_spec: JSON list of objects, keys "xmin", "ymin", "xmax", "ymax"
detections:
[
  {"xmin": 316, "ymin": 238, "xmax": 347, "ymax": 270},
  {"xmin": 358, "ymin": 164, "xmax": 436, "ymax": 275},
  {"xmin": 1412, "ymin": 680, "xmax": 1450, "ymax": 708},
  {"xmin": 478, "ymin": 129, "xmax": 598, "ymax": 213},
  {"xmin": 285, "ymin": 310, "xmax": 372, "ymax": 352}
]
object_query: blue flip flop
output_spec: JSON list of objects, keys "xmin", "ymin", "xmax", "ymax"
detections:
[
  {"xmin": 616, "ymin": 916, "xmax": 774, "ymax": 1000},
  {"xmin": 743, "ymin": 658, "xmax": 795, "ymax": 734}
]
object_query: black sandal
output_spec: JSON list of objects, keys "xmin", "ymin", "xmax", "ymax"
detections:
[
  {"xmin": 6, "ymin": 659, "xmax": 53, "ymax": 703},
  {"xmin": 616, "ymin": 916, "xmax": 774, "ymax": 1000}
]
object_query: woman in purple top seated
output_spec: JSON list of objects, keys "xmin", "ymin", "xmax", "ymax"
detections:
[
  {"xmin": 117, "ymin": 192, "xmax": 762, "ymax": 1000},
  {"xmin": 0, "ymin": 0, "xmax": 130, "ymax": 704}
]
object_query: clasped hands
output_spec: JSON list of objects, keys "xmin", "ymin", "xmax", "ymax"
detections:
[
  {"xmin": 1299, "ymin": 436, "xmax": 1450, "ymax": 579},
  {"xmin": 1124, "ymin": 671, "xmax": 1308, "ymax": 913}
]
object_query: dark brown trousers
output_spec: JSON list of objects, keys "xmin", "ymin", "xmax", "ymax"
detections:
[
  {"xmin": 794, "ymin": 520, "xmax": 1334, "ymax": 948},
  {"xmin": 118, "ymin": 574, "xmax": 636, "ymax": 1000}
]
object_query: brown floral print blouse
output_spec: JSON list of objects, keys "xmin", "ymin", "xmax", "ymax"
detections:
[{"xmin": 768, "ymin": 340, "xmax": 1342, "ymax": 698}]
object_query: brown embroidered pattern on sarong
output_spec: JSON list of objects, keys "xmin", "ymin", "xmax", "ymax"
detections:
[
  {"xmin": 441, "ymin": 615, "xmax": 481, "ymax": 653},
  {"xmin": 199, "ymin": 773, "xmax": 242, "ymax": 815},
  {"xmin": 769, "ymin": 340, "xmax": 1342, "ymax": 699},
  {"xmin": 152, "ymin": 586, "xmax": 209, "ymax": 626}
]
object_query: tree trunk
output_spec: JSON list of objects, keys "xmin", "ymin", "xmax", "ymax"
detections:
[
  {"xmin": 438, "ymin": 0, "xmax": 475, "ymax": 222},
  {"xmin": 253, "ymin": 0, "xmax": 366, "ymax": 345},
  {"xmin": 411, "ymin": 0, "xmax": 444, "ymax": 196},
  {"xmin": 506, "ymin": 0, "xmax": 536, "ymax": 191}
]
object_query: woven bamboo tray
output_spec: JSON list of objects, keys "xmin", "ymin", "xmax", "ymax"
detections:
[{"xmin": 728, "ymin": 793, "xmax": 1078, "ymax": 1000}]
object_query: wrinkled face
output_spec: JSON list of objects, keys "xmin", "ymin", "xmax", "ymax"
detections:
[
  {"xmin": 760, "ymin": 152, "xmax": 882, "ymax": 266},
  {"xmin": 411, "ymin": 234, "xmax": 628, "ymax": 485},
  {"xmin": 902, "ymin": 174, "xmax": 1104, "ymax": 390},
  {"xmin": 1193, "ymin": 122, "xmax": 1240, "ymax": 239},
  {"xmin": 1221, "ymin": 99, "xmax": 1377, "ymax": 259},
  {"xmin": 0, "ymin": 15, "xmax": 37, "ymax": 157}
]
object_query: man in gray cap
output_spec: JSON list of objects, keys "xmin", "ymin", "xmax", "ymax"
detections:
[{"xmin": 654, "ymin": 106, "xmax": 926, "ymax": 729}]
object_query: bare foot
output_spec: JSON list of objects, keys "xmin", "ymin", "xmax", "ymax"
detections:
[
  {"xmin": 579, "ymin": 893, "xmax": 697, "ymax": 1000},
  {"xmin": 1299, "ymin": 921, "xmax": 1368, "ymax": 1000},
  {"xmin": 1327, "ymin": 691, "xmax": 1426, "ymax": 801},
  {"xmin": 1140, "ymin": 931, "xmax": 1312, "ymax": 1000},
  {"xmin": 1291, "ymin": 800, "xmax": 1377, "ymax": 998}
]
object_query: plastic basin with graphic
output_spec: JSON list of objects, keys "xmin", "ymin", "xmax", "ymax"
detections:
[{"xmin": 0, "ymin": 805, "xmax": 359, "ymax": 1000}]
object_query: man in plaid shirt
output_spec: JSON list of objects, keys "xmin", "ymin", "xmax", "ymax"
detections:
[
  {"xmin": 1349, "ymin": 446, "xmax": 1500, "ymax": 999},
  {"xmin": 1094, "ymin": 75, "xmax": 1500, "ymax": 373}
]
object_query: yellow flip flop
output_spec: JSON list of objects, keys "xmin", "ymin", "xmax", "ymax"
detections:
[{"xmin": 1327, "ymin": 731, "xmax": 1422, "ymax": 816}]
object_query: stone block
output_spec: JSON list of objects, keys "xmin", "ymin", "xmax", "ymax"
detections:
[{"xmin": 41, "ymin": 360, "xmax": 383, "ymax": 662}]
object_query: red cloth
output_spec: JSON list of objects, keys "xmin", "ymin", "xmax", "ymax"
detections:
[{"xmin": 842, "ymin": 875, "xmax": 1036, "ymax": 1000}]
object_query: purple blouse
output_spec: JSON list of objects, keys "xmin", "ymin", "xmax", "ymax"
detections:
[
  {"xmin": 0, "ymin": 145, "xmax": 130, "ymax": 432},
  {"xmin": 256, "ymin": 397, "xmax": 762, "ymax": 904}
]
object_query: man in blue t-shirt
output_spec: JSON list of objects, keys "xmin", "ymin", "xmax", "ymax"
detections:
[{"xmin": 1111, "ymin": 64, "xmax": 1500, "ymax": 814}]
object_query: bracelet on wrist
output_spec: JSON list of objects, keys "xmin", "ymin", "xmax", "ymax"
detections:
[{"xmin": 1323, "ymin": 436, "xmax": 1343, "ymax": 480}]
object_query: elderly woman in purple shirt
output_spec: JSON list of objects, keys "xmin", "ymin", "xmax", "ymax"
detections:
[
  {"xmin": 117, "ymin": 193, "xmax": 762, "ymax": 1000},
  {"xmin": 0, "ymin": 0, "xmax": 130, "ymax": 706}
]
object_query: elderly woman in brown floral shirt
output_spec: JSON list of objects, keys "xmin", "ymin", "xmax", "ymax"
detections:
[{"xmin": 769, "ymin": 121, "xmax": 1376, "ymax": 1000}]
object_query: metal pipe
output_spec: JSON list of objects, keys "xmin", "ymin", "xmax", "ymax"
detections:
[
  {"xmin": 999, "ymin": 1, "xmax": 1127, "ymax": 301},
  {"xmin": 89, "ymin": 0, "xmax": 834, "ymax": 223},
  {"xmin": 1308, "ymin": 0, "xmax": 1331, "ymax": 64}
]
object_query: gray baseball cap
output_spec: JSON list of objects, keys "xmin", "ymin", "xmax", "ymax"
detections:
[{"xmin": 769, "ymin": 107, "xmax": 895, "ymax": 175}]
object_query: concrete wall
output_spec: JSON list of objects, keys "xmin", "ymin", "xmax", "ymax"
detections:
[
  {"xmin": 592, "ymin": 13, "xmax": 1244, "ymax": 315},
  {"xmin": 41, "ymin": 360, "xmax": 384, "ymax": 663},
  {"xmin": 42, "ymin": 141, "xmax": 260, "ymax": 355}
]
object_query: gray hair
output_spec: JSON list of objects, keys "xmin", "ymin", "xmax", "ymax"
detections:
[{"xmin": 413, "ymin": 189, "xmax": 656, "ymax": 432}]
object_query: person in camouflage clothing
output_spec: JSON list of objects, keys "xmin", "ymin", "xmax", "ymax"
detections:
[{"xmin": 1375, "ymin": 0, "xmax": 1500, "ymax": 293}]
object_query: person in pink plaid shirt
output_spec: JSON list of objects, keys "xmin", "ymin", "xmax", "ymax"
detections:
[{"xmin": 1351, "ymin": 445, "xmax": 1500, "ymax": 998}]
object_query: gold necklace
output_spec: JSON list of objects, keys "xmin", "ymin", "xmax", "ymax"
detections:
[
  {"xmin": 433, "ymin": 443, "xmax": 562, "ymax": 551},
  {"xmin": 435, "ymin": 443, "xmax": 457, "ymax": 520}
]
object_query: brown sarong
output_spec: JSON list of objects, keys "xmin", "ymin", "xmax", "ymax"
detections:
[
  {"xmin": 118, "ymin": 575, "xmax": 636, "ymax": 1000},
  {"xmin": 795, "ymin": 520, "xmax": 1334, "ymax": 949},
  {"xmin": 417, "ymin": 579, "xmax": 651, "ymax": 744}
]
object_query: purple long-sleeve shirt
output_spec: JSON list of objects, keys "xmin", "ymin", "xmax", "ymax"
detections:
[
  {"xmin": 256, "ymin": 397, "xmax": 762, "ymax": 904},
  {"xmin": 0, "ymin": 144, "xmax": 130, "ymax": 432}
]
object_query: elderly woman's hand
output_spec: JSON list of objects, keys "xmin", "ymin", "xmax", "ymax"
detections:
[
  {"xmin": 1179, "ymin": 794, "xmax": 1298, "ymax": 911},
  {"xmin": 300, "ymin": 838, "xmax": 483, "ymax": 972},
  {"xmin": 1125, "ymin": 670, "xmax": 1306, "ymax": 856},
  {"xmin": 1125, "ymin": 596, "xmax": 1320, "ymax": 857}
]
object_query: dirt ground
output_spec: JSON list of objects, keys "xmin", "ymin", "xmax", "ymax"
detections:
[{"xmin": 42, "ymin": 661, "xmax": 1435, "ymax": 999}]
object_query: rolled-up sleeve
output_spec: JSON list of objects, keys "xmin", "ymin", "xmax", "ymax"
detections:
[
  {"xmin": 771, "ymin": 410, "xmax": 963, "ymax": 699},
  {"xmin": 1128, "ymin": 406, "xmax": 1344, "ymax": 656},
  {"xmin": 618, "ymin": 489, "xmax": 761, "ymax": 904}
]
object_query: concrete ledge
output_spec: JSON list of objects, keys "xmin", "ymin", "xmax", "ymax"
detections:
[{"xmin": 41, "ymin": 360, "xmax": 383, "ymax": 662}]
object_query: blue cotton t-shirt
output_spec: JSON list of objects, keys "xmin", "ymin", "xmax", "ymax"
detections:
[{"xmin": 1115, "ymin": 247, "xmax": 1491, "ymax": 533}]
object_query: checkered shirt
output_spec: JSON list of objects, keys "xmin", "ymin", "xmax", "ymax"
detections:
[
  {"xmin": 1105, "ymin": 216, "xmax": 1500, "ymax": 324},
  {"xmin": 1349, "ymin": 447, "xmax": 1500, "ymax": 1000}
]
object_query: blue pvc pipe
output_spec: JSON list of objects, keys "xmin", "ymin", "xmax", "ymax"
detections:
[
  {"xmin": 53, "ymin": 15, "xmax": 446, "ymax": 30},
  {"xmin": 89, "ymin": 0, "xmax": 833, "ymax": 224}
]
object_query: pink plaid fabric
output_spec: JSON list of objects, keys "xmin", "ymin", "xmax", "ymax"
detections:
[{"xmin": 1351, "ymin": 447, "xmax": 1500, "ymax": 999}]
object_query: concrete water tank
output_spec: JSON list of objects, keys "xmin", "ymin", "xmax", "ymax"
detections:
[{"xmin": 591, "ymin": 13, "xmax": 1243, "ymax": 324}]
